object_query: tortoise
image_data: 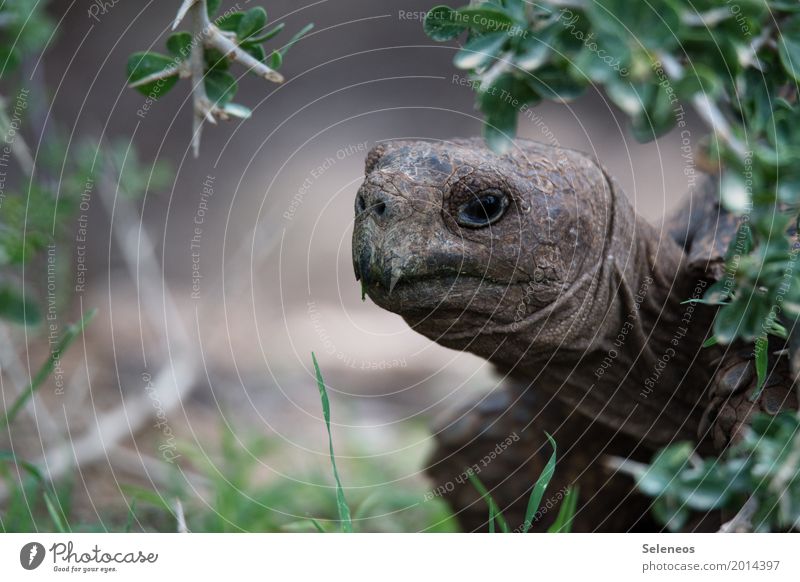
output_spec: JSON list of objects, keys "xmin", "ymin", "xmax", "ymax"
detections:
[{"xmin": 351, "ymin": 138, "xmax": 798, "ymax": 532}]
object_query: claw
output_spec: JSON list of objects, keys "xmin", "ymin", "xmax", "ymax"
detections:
[{"xmin": 388, "ymin": 270, "xmax": 401, "ymax": 295}]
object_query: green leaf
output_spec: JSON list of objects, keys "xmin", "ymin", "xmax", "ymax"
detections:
[
  {"xmin": 457, "ymin": 7, "xmax": 517, "ymax": 34},
  {"xmin": 483, "ymin": 102, "xmax": 517, "ymax": 153},
  {"xmin": 237, "ymin": 7, "xmax": 267, "ymax": 41},
  {"xmin": 514, "ymin": 30, "xmax": 555, "ymax": 71},
  {"xmin": 713, "ymin": 299, "xmax": 745, "ymax": 344},
  {"xmin": 0, "ymin": 451, "xmax": 43, "ymax": 482},
  {"xmin": 720, "ymin": 170, "xmax": 752, "ymax": 213},
  {"xmin": 0, "ymin": 285, "xmax": 41, "ymax": 326},
  {"xmin": 547, "ymin": 486, "xmax": 579, "ymax": 533},
  {"xmin": 269, "ymin": 50, "xmax": 282, "ymax": 70},
  {"xmin": 248, "ymin": 22, "xmax": 285, "ymax": 44},
  {"xmin": 454, "ymin": 32, "xmax": 508, "ymax": 70},
  {"xmin": 424, "ymin": 6, "xmax": 467, "ymax": 41},
  {"xmin": 44, "ymin": 490, "xmax": 69, "ymax": 533},
  {"xmin": 124, "ymin": 499, "xmax": 138, "ymax": 533},
  {"xmin": 203, "ymin": 47, "xmax": 229, "ymax": 71},
  {"xmin": 278, "ymin": 22, "xmax": 314, "ymax": 58},
  {"xmin": 571, "ymin": 30, "xmax": 631, "ymax": 83},
  {"xmin": 652, "ymin": 494, "xmax": 689, "ymax": 531},
  {"xmin": 778, "ymin": 15, "xmax": 800, "ymax": 81},
  {"xmin": 456, "ymin": 4, "xmax": 514, "ymax": 33},
  {"xmin": 751, "ymin": 336, "xmax": 768, "ymax": 400},
  {"xmin": 605, "ymin": 77, "xmax": 648, "ymax": 117},
  {"xmin": 478, "ymin": 73, "xmax": 539, "ymax": 153},
  {"xmin": 222, "ymin": 102, "xmax": 252, "ymax": 119},
  {"xmin": 702, "ymin": 335, "xmax": 718, "ymax": 348},
  {"xmin": 204, "ymin": 70, "xmax": 238, "ymax": 107},
  {"xmin": 468, "ymin": 471, "xmax": 510, "ymax": 533},
  {"xmin": 0, "ymin": 309, "xmax": 96, "ymax": 429},
  {"xmin": 523, "ymin": 433, "xmax": 557, "ymax": 533},
  {"xmin": 242, "ymin": 43, "xmax": 266, "ymax": 63},
  {"xmin": 127, "ymin": 52, "xmax": 179, "ymax": 96},
  {"xmin": 526, "ymin": 64, "xmax": 587, "ymax": 102},
  {"xmin": 206, "ymin": 0, "xmax": 221, "ymax": 18},
  {"xmin": 590, "ymin": 0, "xmax": 681, "ymax": 51},
  {"xmin": 166, "ymin": 32, "xmax": 192, "ymax": 59},
  {"xmin": 674, "ymin": 64, "xmax": 722, "ymax": 99},
  {"xmin": 311, "ymin": 353, "xmax": 353, "ymax": 533},
  {"xmin": 630, "ymin": 81, "xmax": 676, "ymax": 143},
  {"xmin": 767, "ymin": 103, "xmax": 800, "ymax": 159},
  {"xmin": 0, "ymin": 45, "xmax": 21, "ymax": 73},
  {"xmin": 121, "ymin": 484, "xmax": 173, "ymax": 512},
  {"xmin": 216, "ymin": 11, "xmax": 243, "ymax": 33}
]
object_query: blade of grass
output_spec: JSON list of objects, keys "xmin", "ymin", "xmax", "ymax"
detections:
[
  {"xmin": 1, "ymin": 309, "xmax": 96, "ymax": 429},
  {"xmin": 750, "ymin": 336, "xmax": 768, "ymax": 400},
  {"xmin": 0, "ymin": 451, "xmax": 43, "ymax": 483},
  {"xmin": 120, "ymin": 484, "xmax": 173, "ymax": 512},
  {"xmin": 124, "ymin": 499, "xmax": 138, "ymax": 533},
  {"xmin": 523, "ymin": 432, "xmax": 557, "ymax": 533},
  {"xmin": 307, "ymin": 517, "xmax": 327, "ymax": 533},
  {"xmin": 547, "ymin": 486, "xmax": 579, "ymax": 533},
  {"xmin": 311, "ymin": 353, "xmax": 353, "ymax": 533},
  {"xmin": 278, "ymin": 23, "xmax": 314, "ymax": 57},
  {"xmin": 43, "ymin": 490, "xmax": 68, "ymax": 533},
  {"xmin": 467, "ymin": 471, "xmax": 510, "ymax": 533}
]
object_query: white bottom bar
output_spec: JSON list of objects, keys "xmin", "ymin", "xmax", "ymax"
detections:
[{"xmin": 1, "ymin": 533, "xmax": 796, "ymax": 580}]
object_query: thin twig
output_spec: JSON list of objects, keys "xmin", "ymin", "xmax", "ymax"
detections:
[
  {"xmin": 0, "ymin": 323, "xmax": 61, "ymax": 441},
  {"xmin": 190, "ymin": 1, "xmax": 213, "ymax": 158},
  {"xmin": 0, "ymin": 158, "xmax": 201, "ymax": 498},
  {"xmin": 718, "ymin": 496, "xmax": 759, "ymax": 532},
  {"xmin": 160, "ymin": 0, "xmax": 283, "ymax": 156},
  {"xmin": 680, "ymin": 8, "xmax": 731, "ymax": 27},
  {"xmin": 174, "ymin": 498, "xmax": 189, "ymax": 532},
  {"xmin": 204, "ymin": 28, "xmax": 284, "ymax": 83},
  {"xmin": 173, "ymin": 0, "xmax": 198, "ymax": 30},
  {"xmin": 127, "ymin": 63, "xmax": 188, "ymax": 89}
]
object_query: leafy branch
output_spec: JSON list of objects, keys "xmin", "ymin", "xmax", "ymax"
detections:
[
  {"xmin": 127, "ymin": 0, "xmax": 313, "ymax": 156},
  {"xmin": 611, "ymin": 412, "xmax": 800, "ymax": 532},
  {"xmin": 423, "ymin": 0, "xmax": 800, "ymax": 387}
]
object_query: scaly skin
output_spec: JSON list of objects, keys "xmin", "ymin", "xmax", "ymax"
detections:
[
  {"xmin": 351, "ymin": 138, "xmax": 795, "ymax": 531},
  {"xmin": 354, "ymin": 139, "xmax": 716, "ymax": 444}
]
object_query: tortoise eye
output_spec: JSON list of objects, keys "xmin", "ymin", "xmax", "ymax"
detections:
[{"xmin": 456, "ymin": 189, "xmax": 509, "ymax": 228}]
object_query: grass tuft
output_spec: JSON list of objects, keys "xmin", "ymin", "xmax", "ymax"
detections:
[
  {"xmin": 311, "ymin": 352, "xmax": 353, "ymax": 532},
  {"xmin": 468, "ymin": 471, "xmax": 510, "ymax": 533},
  {"xmin": 523, "ymin": 432, "xmax": 557, "ymax": 533},
  {"xmin": 1, "ymin": 309, "xmax": 96, "ymax": 429}
]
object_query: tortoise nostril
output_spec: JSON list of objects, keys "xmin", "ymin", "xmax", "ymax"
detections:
[
  {"xmin": 356, "ymin": 194, "xmax": 366, "ymax": 214},
  {"xmin": 374, "ymin": 200, "xmax": 386, "ymax": 216}
]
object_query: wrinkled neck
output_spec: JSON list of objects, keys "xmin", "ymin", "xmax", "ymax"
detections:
[{"xmin": 498, "ymin": 190, "xmax": 715, "ymax": 446}]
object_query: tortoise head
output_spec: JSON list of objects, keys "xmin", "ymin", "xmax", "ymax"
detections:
[{"xmin": 352, "ymin": 138, "xmax": 615, "ymax": 342}]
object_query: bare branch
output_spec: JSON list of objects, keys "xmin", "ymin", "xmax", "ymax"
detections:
[
  {"xmin": 175, "ymin": 498, "xmax": 189, "ymax": 532},
  {"xmin": 127, "ymin": 63, "xmax": 188, "ymax": 89},
  {"xmin": 190, "ymin": 2, "xmax": 212, "ymax": 158},
  {"xmin": 173, "ymin": 0, "xmax": 199, "ymax": 31},
  {"xmin": 719, "ymin": 496, "xmax": 759, "ymax": 533},
  {"xmin": 204, "ymin": 29, "xmax": 284, "ymax": 83}
]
